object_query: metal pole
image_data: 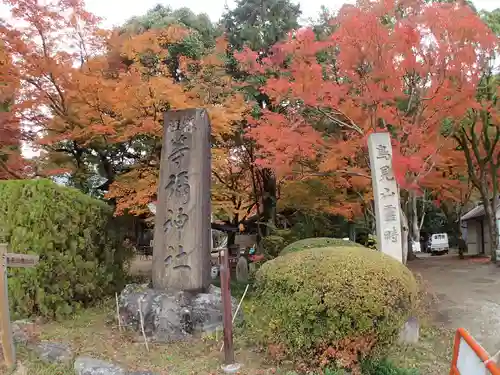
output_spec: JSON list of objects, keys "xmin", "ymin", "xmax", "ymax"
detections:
[{"xmin": 220, "ymin": 249, "xmax": 235, "ymax": 365}]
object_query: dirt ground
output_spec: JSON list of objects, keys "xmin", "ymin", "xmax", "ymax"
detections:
[{"xmin": 410, "ymin": 253, "xmax": 500, "ymax": 354}]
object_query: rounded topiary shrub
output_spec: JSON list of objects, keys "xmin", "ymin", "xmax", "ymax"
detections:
[
  {"xmin": 0, "ymin": 179, "xmax": 134, "ymax": 319},
  {"xmin": 248, "ymin": 247, "xmax": 418, "ymax": 370},
  {"xmin": 280, "ymin": 237, "xmax": 363, "ymax": 255}
]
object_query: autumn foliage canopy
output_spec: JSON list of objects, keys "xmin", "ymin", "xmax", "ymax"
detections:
[
  {"xmin": 236, "ymin": 0, "xmax": 497, "ymax": 217},
  {"xmin": 0, "ymin": 0, "xmax": 498, "ymax": 221},
  {"xmin": 0, "ymin": 0, "xmax": 248, "ymax": 216},
  {"xmin": 0, "ymin": 38, "xmax": 24, "ymax": 179}
]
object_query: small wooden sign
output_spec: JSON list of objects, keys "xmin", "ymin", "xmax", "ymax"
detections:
[
  {"xmin": 0, "ymin": 244, "xmax": 39, "ymax": 370},
  {"xmin": 5, "ymin": 253, "xmax": 39, "ymax": 268}
]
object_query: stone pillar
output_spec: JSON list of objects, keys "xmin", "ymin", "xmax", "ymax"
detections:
[
  {"xmin": 367, "ymin": 132, "xmax": 403, "ymax": 263},
  {"xmin": 152, "ymin": 109, "xmax": 212, "ymax": 292}
]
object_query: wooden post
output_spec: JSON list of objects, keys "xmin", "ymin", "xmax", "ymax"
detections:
[
  {"xmin": 0, "ymin": 245, "xmax": 39, "ymax": 370},
  {"xmin": 0, "ymin": 243, "xmax": 15, "ymax": 369},
  {"xmin": 220, "ymin": 249, "xmax": 235, "ymax": 365}
]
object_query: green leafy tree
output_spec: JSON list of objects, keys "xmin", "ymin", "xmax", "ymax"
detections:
[
  {"xmin": 221, "ymin": 0, "xmax": 301, "ymax": 51},
  {"xmin": 451, "ymin": 72, "xmax": 500, "ymax": 260},
  {"xmin": 480, "ymin": 8, "xmax": 500, "ymax": 35},
  {"xmin": 123, "ymin": 4, "xmax": 220, "ymax": 50},
  {"xmin": 219, "ymin": 0, "xmax": 302, "ymax": 238}
]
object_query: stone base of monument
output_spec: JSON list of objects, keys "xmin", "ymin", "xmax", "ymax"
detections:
[{"xmin": 118, "ymin": 284, "xmax": 241, "ymax": 343}]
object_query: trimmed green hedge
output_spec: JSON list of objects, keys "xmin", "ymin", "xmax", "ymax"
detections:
[
  {"xmin": 247, "ymin": 246, "xmax": 418, "ymax": 370},
  {"xmin": 0, "ymin": 179, "xmax": 133, "ymax": 319},
  {"xmin": 280, "ymin": 237, "xmax": 363, "ymax": 255}
]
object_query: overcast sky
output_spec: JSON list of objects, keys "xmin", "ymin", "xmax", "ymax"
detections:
[
  {"xmin": 82, "ymin": 0, "xmax": 498, "ymax": 28},
  {"xmin": 0, "ymin": 0, "xmax": 497, "ymax": 29}
]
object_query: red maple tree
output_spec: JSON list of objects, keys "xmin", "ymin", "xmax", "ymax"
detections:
[
  {"xmin": 236, "ymin": 0, "xmax": 496, "ymax": 229},
  {"xmin": 0, "ymin": 36, "xmax": 25, "ymax": 179}
]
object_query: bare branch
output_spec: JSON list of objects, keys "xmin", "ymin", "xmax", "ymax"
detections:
[{"xmin": 313, "ymin": 106, "xmax": 364, "ymax": 135}]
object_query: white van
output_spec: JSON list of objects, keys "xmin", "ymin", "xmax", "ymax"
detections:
[{"xmin": 430, "ymin": 233, "xmax": 449, "ymax": 255}]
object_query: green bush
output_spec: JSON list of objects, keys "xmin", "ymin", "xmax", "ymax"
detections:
[
  {"xmin": 261, "ymin": 235, "xmax": 287, "ymax": 258},
  {"xmin": 248, "ymin": 247, "xmax": 418, "ymax": 370},
  {"xmin": 0, "ymin": 179, "xmax": 134, "ymax": 319},
  {"xmin": 273, "ymin": 228, "xmax": 298, "ymax": 243},
  {"xmin": 280, "ymin": 237, "xmax": 363, "ymax": 255},
  {"xmin": 291, "ymin": 359, "xmax": 419, "ymax": 375},
  {"xmin": 260, "ymin": 229, "xmax": 298, "ymax": 258},
  {"xmin": 361, "ymin": 358, "xmax": 419, "ymax": 375}
]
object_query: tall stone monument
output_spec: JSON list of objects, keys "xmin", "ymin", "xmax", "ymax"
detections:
[
  {"xmin": 152, "ymin": 108, "xmax": 212, "ymax": 292},
  {"xmin": 367, "ymin": 132, "xmax": 403, "ymax": 263}
]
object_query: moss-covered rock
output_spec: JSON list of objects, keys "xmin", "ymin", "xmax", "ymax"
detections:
[
  {"xmin": 0, "ymin": 179, "xmax": 134, "ymax": 319},
  {"xmin": 280, "ymin": 237, "xmax": 363, "ymax": 255},
  {"xmin": 247, "ymin": 246, "xmax": 418, "ymax": 369}
]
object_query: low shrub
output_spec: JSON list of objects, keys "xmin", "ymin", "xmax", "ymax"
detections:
[
  {"xmin": 248, "ymin": 247, "xmax": 418, "ymax": 373},
  {"xmin": 361, "ymin": 358, "xmax": 419, "ymax": 375},
  {"xmin": 280, "ymin": 237, "xmax": 363, "ymax": 255},
  {"xmin": 274, "ymin": 228, "xmax": 298, "ymax": 244},
  {"xmin": 261, "ymin": 235, "xmax": 287, "ymax": 258},
  {"xmin": 312, "ymin": 359, "xmax": 419, "ymax": 375},
  {"xmin": 294, "ymin": 359, "xmax": 419, "ymax": 375},
  {"xmin": 260, "ymin": 228, "xmax": 298, "ymax": 258},
  {"xmin": 0, "ymin": 179, "xmax": 134, "ymax": 319}
]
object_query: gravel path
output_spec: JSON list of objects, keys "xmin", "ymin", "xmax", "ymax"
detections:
[{"xmin": 410, "ymin": 254, "xmax": 500, "ymax": 354}]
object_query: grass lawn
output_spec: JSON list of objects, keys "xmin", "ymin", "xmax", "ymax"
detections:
[
  {"xmin": 1, "ymin": 295, "xmax": 454, "ymax": 375},
  {"xmin": 4, "ymin": 299, "xmax": 287, "ymax": 375},
  {"xmin": 389, "ymin": 326, "xmax": 454, "ymax": 375}
]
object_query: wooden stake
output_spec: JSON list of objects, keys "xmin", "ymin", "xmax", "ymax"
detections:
[
  {"xmin": 138, "ymin": 297, "xmax": 149, "ymax": 352},
  {"xmin": 220, "ymin": 284, "xmax": 249, "ymax": 352},
  {"xmin": 220, "ymin": 249, "xmax": 235, "ymax": 364},
  {"xmin": 115, "ymin": 293, "xmax": 122, "ymax": 332},
  {"xmin": 0, "ymin": 243, "xmax": 15, "ymax": 369}
]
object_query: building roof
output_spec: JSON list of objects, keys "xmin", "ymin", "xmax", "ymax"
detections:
[
  {"xmin": 461, "ymin": 197, "xmax": 500, "ymax": 221},
  {"xmin": 461, "ymin": 205, "xmax": 485, "ymax": 221}
]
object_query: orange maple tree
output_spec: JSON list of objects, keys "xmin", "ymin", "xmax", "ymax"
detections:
[
  {"xmin": 1, "ymin": 0, "xmax": 249, "ymax": 216},
  {"xmin": 0, "ymin": 36, "xmax": 25, "ymax": 180},
  {"xmin": 103, "ymin": 32, "xmax": 248, "ymax": 215},
  {"xmin": 236, "ymin": 0, "xmax": 497, "ymax": 223}
]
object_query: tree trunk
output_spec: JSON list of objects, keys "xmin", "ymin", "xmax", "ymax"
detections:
[
  {"xmin": 349, "ymin": 222, "xmax": 356, "ymax": 242},
  {"xmin": 483, "ymin": 192, "xmax": 499, "ymax": 262},
  {"xmin": 369, "ymin": 201, "xmax": 376, "ymax": 234},
  {"xmin": 261, "ymin": 168, "xmax": 277, "ymax": 236},
  {"xmin": 410, "ymin": 191, "xmax": 420, "ymax": 242},
  {"xmin": 400, "ymin": 206, "xmax": 410, "ymax": 264},
  {"xmin": 227, "ymin": 214, "xmax": 239, "ymax": 247}
]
